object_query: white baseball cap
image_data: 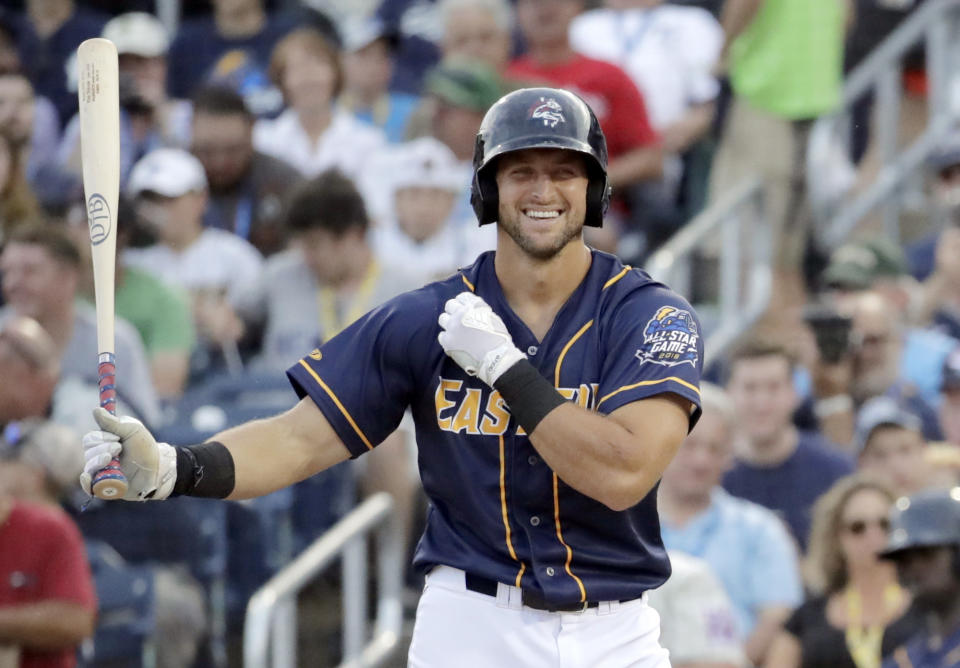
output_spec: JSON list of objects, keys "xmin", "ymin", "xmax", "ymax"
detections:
[
  {"xmin": 392, "ymin": 137, "xmax": 465, "ymax": 193},
  {"xmin": 102, "ymin": 12, "xmax": 170, "ymax": 58},
  {"xmin": 127, "ymin": 148, "xmax": 208, "ymax": 199}
]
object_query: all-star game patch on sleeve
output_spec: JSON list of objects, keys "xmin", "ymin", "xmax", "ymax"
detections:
[
  {"xmin": 286, "ymin": 290, "xmax": 434, "ymax": 458},
  {"xmin": 596, "ymin": 284, "xmax": 704, "ymax": 427}
]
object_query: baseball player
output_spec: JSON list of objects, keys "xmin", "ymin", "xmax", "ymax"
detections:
[{"xmin": 80, "ymin": 87, "xmax": 704, "ymax": 667}]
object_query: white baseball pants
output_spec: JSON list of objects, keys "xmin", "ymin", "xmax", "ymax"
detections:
[{"xmin": 408, "ymin": 566, "xmax": 671, "ymax": 667}]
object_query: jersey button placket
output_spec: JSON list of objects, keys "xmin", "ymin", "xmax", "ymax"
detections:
[
  {"xmin": 546, "ymin": 567, "xmax": 555, "ymax": 577},
  {"xmin": 529, "ymin": 515, "xmax": 540, "ymax": 527}
]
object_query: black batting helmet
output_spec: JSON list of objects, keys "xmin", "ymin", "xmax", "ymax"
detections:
[
  {"xmin": 881, "ymin": 487, "xmax": 960, "ymax": 559},
  {"xmin": 470, "ymin": 87, "xmax": 611, "ymax": 227}
]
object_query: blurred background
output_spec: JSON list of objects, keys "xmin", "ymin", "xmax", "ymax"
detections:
[{"xmin": 2, "ymin": 0, "xmax": 960, "ymax": 666}]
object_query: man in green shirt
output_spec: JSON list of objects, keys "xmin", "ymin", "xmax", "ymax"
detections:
[
  {"xmin": 115, "ymin": 265, "xmax": 196, "ymax": 400},
  {"xmin": 710, "ymin": 0, "xmax": 852, "ymax": 305}
]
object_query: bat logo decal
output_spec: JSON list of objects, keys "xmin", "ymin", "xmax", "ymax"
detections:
[{"xmin": 87, "ymin": 193, "xmax": 111, "ymax": 245}]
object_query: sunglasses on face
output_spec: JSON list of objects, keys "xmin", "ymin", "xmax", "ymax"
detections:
[{"xmin": 843, "ymin": 517, "xmax": 891, "ymax": 535}]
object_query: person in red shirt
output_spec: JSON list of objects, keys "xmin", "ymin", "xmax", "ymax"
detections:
[
  {"xmin": 507, "ymin": 0, "xmax": 662, "ymax": 193},
  {"xmin": 0, "ymin": 496, "xmax": 96, "ymax": 668},
  {"xmin": 0, "ymin": 447, "xmax": 96, "ymax": 667}
]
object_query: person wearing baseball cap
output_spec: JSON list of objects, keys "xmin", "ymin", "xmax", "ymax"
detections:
[
  {"xmin": 422, "ymin": 58, "xmax": 504, "ymax": 163},
  {"xmin": 125, "ymin": 147, "xmax": 264, "ymax": 376},
  {"xmin": 855, "ymin": 396, "xmax": 931, "ymax": 496},
  {"xmin": 820, "ymin": 236, "xmax": 910, "ymax": 293},
  {"xmin": 371, "ymin": 137, "xmax": 478, "ymax": 284},
  {"xmin": 57, "ymin": 11, "xmax": 192, "ymax": 186},
  {"xmin": 880, "ymin": 487, "xmax": 960, "ymax": 668}
]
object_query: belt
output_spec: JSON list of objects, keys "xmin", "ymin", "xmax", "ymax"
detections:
[{"xmin": 464, "ymin": 572, "xmax": 608, "ymax": 612}]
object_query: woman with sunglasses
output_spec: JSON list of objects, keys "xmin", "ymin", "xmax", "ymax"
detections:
[{"xmin": 764, "ymin": 474, "xmax": 921, "ymax": 668}]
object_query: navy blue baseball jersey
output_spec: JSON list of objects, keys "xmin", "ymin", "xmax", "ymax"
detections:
[{"xmin": 287, "ymin": 249, "xmax": 704, "ymax": 606}]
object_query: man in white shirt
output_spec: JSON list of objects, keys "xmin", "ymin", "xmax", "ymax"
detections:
[
  {"xmin": 570, "ymin": 0, "xmax": 722, "ymax": 202},
  {"xmin": 124, "ymin": 147, "xmax": 264, "ymax": 375}
]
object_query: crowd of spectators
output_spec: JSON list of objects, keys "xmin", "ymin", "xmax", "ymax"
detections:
[{"xmin": 1, "ymin": 0, "xmax": 960, "ymax": 667}]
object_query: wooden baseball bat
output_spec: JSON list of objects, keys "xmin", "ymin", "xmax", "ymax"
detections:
[{"xmin": 78, "ymin": 38, "xmax": 128, "ymax": 499}]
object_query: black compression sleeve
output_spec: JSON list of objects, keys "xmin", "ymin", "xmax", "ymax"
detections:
[
  {"xmin": 492, "ymin": 359, "xmax": 567, "ymax": 434},
  {"xmin": 172, "ymin": 441, "xmax": 236, "ymax": 498}
]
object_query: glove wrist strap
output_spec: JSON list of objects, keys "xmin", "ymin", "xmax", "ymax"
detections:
[
  {"xmin": 172, "ymin": 441, "xmax": 236, "ymax": 499},
  {"xmin": 493, "ymin": 359, "xmax": 567, "ymax": 434}
]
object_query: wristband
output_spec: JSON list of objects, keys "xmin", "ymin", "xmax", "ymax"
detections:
[
  {"xmin": 172, "ymin": 441, "xmax": 236, "ymax": 498},
  {"xmin": 493, "ymin": 359, "xmax": 567, "ymax": 434}
]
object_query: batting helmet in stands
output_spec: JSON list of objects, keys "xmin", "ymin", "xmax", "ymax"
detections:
[
  {"xmin": 881, "ymin": 487, "xmax": 960, "ymax": 560},
  {"xmin": 470, "ymin": 87, "xmax": 611, "ymax": 227}
]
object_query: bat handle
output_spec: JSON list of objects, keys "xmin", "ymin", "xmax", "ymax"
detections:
[{"xmin": 91, "ymin": 353, "xmax": 128, "ymax": 499}]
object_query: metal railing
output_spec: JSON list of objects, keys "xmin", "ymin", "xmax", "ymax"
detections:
[
  {"xmin": 807, "ymin": 0, "xmax": 960, "ymax": 247},
  {"xmin": 646, "ymin": 178, "xmax": 771, "ymax": 365},
  {"xmin": 244, "ymin": 493, "xmax": 404, "ymax": 668}
]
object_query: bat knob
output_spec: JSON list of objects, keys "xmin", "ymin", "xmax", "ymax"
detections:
[{"xmin": 91, "ymin": 458, "xmax": 128, "ymax": 499}]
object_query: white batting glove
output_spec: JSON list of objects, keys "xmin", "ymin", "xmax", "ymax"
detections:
[
  {"xmin": 438, "ymin": 292, "xmax": 527, "ymax": 387},
  {"xmin": 80, "ymin": 407, "xmax": 178, "ymax": 501}
]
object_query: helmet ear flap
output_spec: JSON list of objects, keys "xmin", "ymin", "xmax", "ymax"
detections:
[
  {"xmin": 471, "ymin": 134, "xmax": 498, "ymax": 225},
  {"xmin": 584, "ymin": 165, "xmax": 611, "ymax": 227},
  {"xmin": 471, "ymin": 167, "xmax": 499, "ymax": 225}
]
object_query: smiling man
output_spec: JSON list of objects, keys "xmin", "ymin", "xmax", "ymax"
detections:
[{"xmin": 80, "ymin": 88, "xmax": 703, "ymax": 667}]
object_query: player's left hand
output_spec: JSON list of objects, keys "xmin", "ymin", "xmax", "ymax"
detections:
[{"xmin": 438, "ymin": 292, "xmax": 526, "ymax": 387}]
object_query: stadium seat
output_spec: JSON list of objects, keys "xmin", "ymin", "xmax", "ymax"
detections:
[{"xmin": 82, "ymin": 540, "xmax": 155, "ymax": 668}]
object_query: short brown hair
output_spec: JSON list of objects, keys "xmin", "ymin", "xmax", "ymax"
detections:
[
  {"xmin": 727, "ymin": 337, "xmax": 795, "ymax": 378},
  {"xmin": 285, "ymin": 169, "xmax": 368, "ymax": 237},
  {"xmin": 5, "ymin": 223, "xmax": 82, "ymax": 269},
  {"xmin": 268, "ymin": 28, "xmax": 343, "ymax": 99}
]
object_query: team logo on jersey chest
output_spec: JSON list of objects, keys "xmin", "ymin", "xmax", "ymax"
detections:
[
  {"xmin": 529, "ymin": 97, "xmax": 566, "ymax": 128},
  {"xmin": 635, "ymin": 306, "xmax": 699, "ymax": 367}
]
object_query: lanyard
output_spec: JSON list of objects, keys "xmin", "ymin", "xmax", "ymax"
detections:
[
  {"xmin": 614, "ymin": 8, "xmax": 658, "ymax": 58},
  {"xmin": 316, "ymin": 261, "xmax": 380, "ymax": 342},
  {"xmin": 845, "ymin": 583, "xmax": 904, "ymax": 668},
  {"xmin": 233, "ymin": 195, "xmax": 253, "ymax": 240}
]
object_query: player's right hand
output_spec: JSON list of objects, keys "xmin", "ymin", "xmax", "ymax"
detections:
[{"xmin": 80, "ymin": 407, "xmax": 178, "ymax": 501}]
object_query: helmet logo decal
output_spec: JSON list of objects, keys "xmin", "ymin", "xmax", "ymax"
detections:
[{"xmin": 529, "ymin": 97, "xmax": 566, "ymax": 128}]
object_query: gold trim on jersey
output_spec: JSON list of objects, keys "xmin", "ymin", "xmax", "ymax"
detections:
[
  {"xmin": 597, "ymin": 376, "xmax": 701, "ymax": 410},
  {"xmin": 603, "ymin": 265, "xmax": 632, "ymax": 290},
  {"xmin": 550, "ymin": 324, "xmax": 595, "ymax": 602},
  {"xmin": 460, "ymin": 273, "xmax": 475, "ymax": 292},
  {"xmin": 553, "ymin": 472, "xmax": 587, "ymax": 602},
  {"xmin": 498, "ymin": 433, "xmax": 526, "ymax": 586},
  {"xmin": 297, "ymin": 360, "xmax": 374, "ymax": 450},
  {"xmin": 554, "ymin": 320, "xmax": 594, "ymax": 386}
]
